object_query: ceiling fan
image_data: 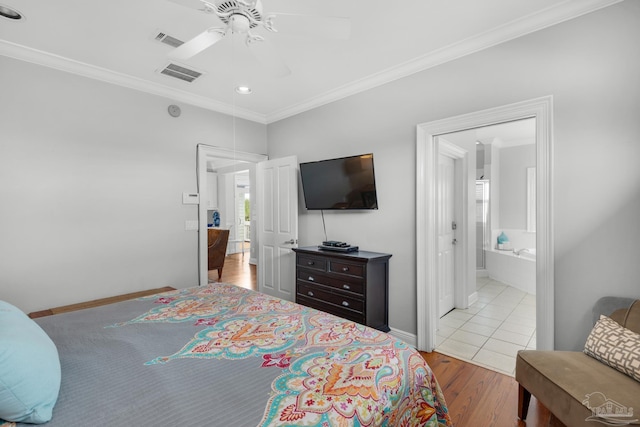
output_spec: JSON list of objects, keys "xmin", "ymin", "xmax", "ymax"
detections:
[{"xmin": 168, "ymin": 0, "xmax": 351, "ymax": 77}]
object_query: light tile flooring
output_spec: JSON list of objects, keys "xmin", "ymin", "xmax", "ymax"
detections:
[{"xmin": 435, "ymin": 277, "xmax": 536, "ymax": 376}]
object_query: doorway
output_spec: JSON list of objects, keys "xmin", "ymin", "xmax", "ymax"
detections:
[
  {"xmin": 197, "ymin": 145, "xmax": 267, "ymax": 287},
  {"xmin": 416, "ymin": 96, "xmax": 554, "ymax": 353},
  {"xmin": 434, "ymin": 119, "xmax": 538, "ymax": 375}
]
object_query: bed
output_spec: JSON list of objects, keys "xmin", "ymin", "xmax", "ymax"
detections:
[{"xmin": 3, "ymin": 283, "xmax": 451, "ymax": 426}]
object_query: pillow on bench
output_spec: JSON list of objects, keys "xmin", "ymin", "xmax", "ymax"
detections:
[{"xmin": 584, "ymin": 314, "xmax": 640, "ymax": 383}]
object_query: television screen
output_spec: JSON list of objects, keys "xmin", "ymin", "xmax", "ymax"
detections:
[{"xmin": 299, "ymin": 153, "xmax": 378, "ymax": 210}]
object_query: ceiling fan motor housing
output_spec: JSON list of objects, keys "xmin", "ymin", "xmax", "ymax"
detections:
[{"xmin": 213, "ymin": 0, "xmax": 262, "ymax": 29}]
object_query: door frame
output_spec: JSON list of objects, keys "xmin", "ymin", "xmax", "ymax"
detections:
[
  {"xmin": 416, "ymin": 96, "xmax": 554, "ymax": 351},
  {"xmin": 197, "ymin": 144, "xmax": 267, "ymax": 286}
]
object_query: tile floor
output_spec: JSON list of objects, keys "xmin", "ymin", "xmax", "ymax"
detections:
[{"xmin": 435, "ymin": 277, "xmax": 536, "ymax": 376}]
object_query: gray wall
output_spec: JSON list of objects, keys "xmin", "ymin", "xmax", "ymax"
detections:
[
  {"xmin": 268, "ymin": 1, "xmax": 640, "ymax": 349},
  {"xmin": 499, "ymin": 144, "xmax": 535, "ymax": 230},
  {"xmin": 0, "ymin": 56, "xmax": 267, "ymax": 313}
]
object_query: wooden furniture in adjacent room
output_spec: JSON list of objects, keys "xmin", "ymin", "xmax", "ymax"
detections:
[
  {"xmin": 207, "ymin": 228, "xmax": 230, "ymax": 279},
  {"xmin": 293, "ymin": 246, "xmax": 391, "ymax": 332}
]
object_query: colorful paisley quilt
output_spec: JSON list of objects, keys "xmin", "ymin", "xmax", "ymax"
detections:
[{"xmin": 113, "ymin": 284, "xmax": 451, "ymax": 427}]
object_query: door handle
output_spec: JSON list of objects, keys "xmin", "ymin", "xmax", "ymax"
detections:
[
  {"xmin": 284, "ymin": 239, "xmax": 296, "ymax": 245},
  {"xmin": 452, "ymin": 238, "xmax": 457, "ymax": 245}
]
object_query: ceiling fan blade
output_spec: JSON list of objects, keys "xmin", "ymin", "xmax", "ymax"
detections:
[
  {"xmin": 167, "ymin": 0, "xmax": 217, "ymax": 13},
  {"xmin": 265, "ymin": 13, "xmax": 351, "ymax": 40},
  {"xmin": 246, "ymin": 37, "xmax": 291, "ymax": 78},
  {"xmin": 236, "ymin": 0, "xmax": 258, "ymax": 8},
  {"xmin": 169, "ymin": 28, "xmax": 226, "ymax": 60}
]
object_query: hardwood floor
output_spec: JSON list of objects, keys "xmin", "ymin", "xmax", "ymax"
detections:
[
  {"xmin": 211, "ymin": 256, "xmax": 561, "ymax": 427},
  {"xmin": 28, "ymin": 286, "xmax": 176, "ymax": 319},
  {"xmin": 209, "ymin": 252, "xmax": 257, "ymax": 291},
  {"xmin": 421, "ymin": 351, "xmax": 562, "ymax": 427}
]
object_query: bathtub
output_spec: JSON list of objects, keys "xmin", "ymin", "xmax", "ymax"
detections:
[{"xmin": 485, "ymin": 248, "xmax": 536, "ymax": 295}]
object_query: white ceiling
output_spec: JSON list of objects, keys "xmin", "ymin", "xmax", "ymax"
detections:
[
  {"xmin": 477, "ymin": 117, "xmax": 536, "ymax": 147},
  {"xmin": 0, "ymin": 0, "xmax": 621, "ymax": 124}
]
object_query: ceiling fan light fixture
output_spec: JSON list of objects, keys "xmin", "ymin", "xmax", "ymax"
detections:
[
  {"xmin": 229, "ymin": 13, "xmax": 251, "ymax": 33},
  {"xmin": 0, "ymin": 4, "xmax": 23, "ymax": 20},
  {"xmin": 235, "ymin": 85, "xmax": 252, "ymax": 95}
]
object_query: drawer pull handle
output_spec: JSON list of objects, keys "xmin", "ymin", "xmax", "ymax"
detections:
[
  {"xmin": 308, "ymin": 276, "xmax": 314, "ymax": 282},
  {"xmin": 342, "ymin": 284, "xmax": 351, "ymax": 290},
  {"xmin": 307, "ymin": 261, "xmax": 314, "ymax": 265},
  {"xmin": 342, "ymin": 301, "xmax": 350, "ymax": 307},
  {"xmin": 342, "ymin": 267, "xmax": 349, "ymax": 272},
  {"xmin": 308, "ymin": 291, "xmax": 314, "ymax": 297}
]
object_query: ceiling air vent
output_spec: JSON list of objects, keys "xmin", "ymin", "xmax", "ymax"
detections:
[
  {"xmin": 158, "ymin": 63, "xmax": 204, "ymax": 83},
  {"xmin": 154, "ymin": 31, "xmax": 184, "ymax": 48}
]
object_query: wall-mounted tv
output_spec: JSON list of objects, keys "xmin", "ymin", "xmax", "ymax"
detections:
[{"xmin": 299, "ymin": 153, "xmax": 378, "ymax": 210}]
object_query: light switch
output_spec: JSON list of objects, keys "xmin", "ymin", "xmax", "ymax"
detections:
[
  {"xmin": 182, "ymin": 192, "xmax": 200, "ymax": 205},
  {"xmin": 185, "ymin": 220, "xmax": 199, "ymax": 231}
]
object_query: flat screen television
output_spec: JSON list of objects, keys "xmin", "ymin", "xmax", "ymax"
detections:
[{"xmin": 299, "ymin": 153, "xmax": 378, "ymax": 210}]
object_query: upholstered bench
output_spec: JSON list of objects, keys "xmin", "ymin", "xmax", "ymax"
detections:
[{"xmin": 516, "ymin": 297, "xmax": 640, "ymax": 427}]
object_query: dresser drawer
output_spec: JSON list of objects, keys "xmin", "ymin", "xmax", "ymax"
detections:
[
  {"xmin": 329, "ymin": 261, "xmax": 365, "ymax": 277},
  {"xmin": 296, "ymin": 295, "xmax": 363, "ymax": 324},
  {"xmin": 296, "ymin": 255, "xmax": 327, "ymax": 272},
  {"xmin": 297, "ymin": 268, "xmax": 365, "ymax": 295},
  {"xmin": 297, "ymin": 282, "xmax": 364, "ymax": 313},
  {"xmin": 293, "ymin": 247, "xmax": 391, "ymax": 332}
]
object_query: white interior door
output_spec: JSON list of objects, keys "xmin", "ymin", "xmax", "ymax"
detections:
[
  {"xmin": 256, "ymin": 156, "xmax": 298, "ymax": 300},
  {"xmin": 438, "ymin": 154, "xmax": 456, "ymax": 317}
]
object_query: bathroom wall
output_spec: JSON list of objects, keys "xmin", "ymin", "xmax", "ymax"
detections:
[{"xmin": 498, "ymin": 144, "xmax": 536, "ymax": 231}]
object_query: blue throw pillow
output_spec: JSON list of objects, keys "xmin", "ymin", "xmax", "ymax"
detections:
[{"xmin": 0, "ymin": 301, "xmax": 61, "ymax": 423}]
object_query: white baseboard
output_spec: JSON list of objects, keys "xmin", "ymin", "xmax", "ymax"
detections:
[
  {"xmin": 468, "ymin": 291, "xmax": 479, "ymax": 307},
  {"xmin": 476, "ymin": 269, "xmax": 489, "ymax": 277},
  {"xmin": 388, "ymin": 327, "xmax": 417, "ymax": 348}
]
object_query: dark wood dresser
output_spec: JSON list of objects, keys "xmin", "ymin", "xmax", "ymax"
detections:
[{"xmin": 292, "ymin": 246, "xmax": 392, "ymax": 332}]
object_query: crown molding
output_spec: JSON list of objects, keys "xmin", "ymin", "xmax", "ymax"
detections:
[
  {"xmin": 265, "ymin": 0, "xmax": 622, "ymax": 123},
  {"xmin": 0, "ymin": 40, "xmax": 267, "ymax": 124},
  {"xmin": 0, "ymin": 0, "xmax": 621, "ymax": 125}
]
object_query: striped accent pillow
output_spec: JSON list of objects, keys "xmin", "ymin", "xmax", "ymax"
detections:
[{"xmin": 584, "ymin": 315, "xmax": 640, "ymax": 382}]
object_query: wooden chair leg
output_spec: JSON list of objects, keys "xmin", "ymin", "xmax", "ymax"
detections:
[
  {"xmin": 217, "ymin": 267, "xmax": 223, "ymax": 280},
  {"xmin": 549, "ymin": 412, "xmax": 566, "ymax": 427},
  {"xmin": 518, "ymin": 384, "xmax": 532, "ymax": 420}
]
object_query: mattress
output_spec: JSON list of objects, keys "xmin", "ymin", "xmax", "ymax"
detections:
[{"xmin": 23, "ymin": 283, "xmax": 451, "ymax": 426}]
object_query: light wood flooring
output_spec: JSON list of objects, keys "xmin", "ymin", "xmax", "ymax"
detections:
[
  {"xmin": 209, "ymin": 252, "xmax": 257, "ymax": 291},
  {"xmin": 216, "ymin": 253, "xmax": 562, "ymax": 427}
]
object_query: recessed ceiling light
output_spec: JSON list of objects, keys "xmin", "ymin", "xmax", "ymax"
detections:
[
  {"xmin": 235, "ymin": 86, "xmax": 252, "ymax": 95},
  {"xmin": 0, "ymin": 4, "xmax": 23, "ymax": 20}
]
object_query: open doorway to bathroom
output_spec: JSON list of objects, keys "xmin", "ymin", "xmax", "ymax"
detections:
[
  {"xmin": 417, "ymin": 96, "xmax": 553, "ymax": 362},
  {"xmin": 435, "ymin": 118, "xmax": 537, "ymax": 376}
]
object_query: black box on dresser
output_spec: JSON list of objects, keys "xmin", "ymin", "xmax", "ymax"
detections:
[{"xmin": 292, "ymin": 246, "xmax": 392, "ymax": 332}]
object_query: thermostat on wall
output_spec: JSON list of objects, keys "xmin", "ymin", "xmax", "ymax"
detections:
[{"xmin": 182, "ymin": 192, "xmax": 200, "ymax": 205}]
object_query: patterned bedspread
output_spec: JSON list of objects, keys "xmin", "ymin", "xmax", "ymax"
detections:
[{"xmin": 31, "ymin": 284, "xmax": 451, "ymax": 426}]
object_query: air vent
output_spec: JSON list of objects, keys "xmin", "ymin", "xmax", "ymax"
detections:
[
  {"xmin": 158, "ymin": 63, "xmax": 204, "ymax": 83},
  {"xmin": 154, "ymin": 31, "xmax": 184, "ymax": 48}
]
